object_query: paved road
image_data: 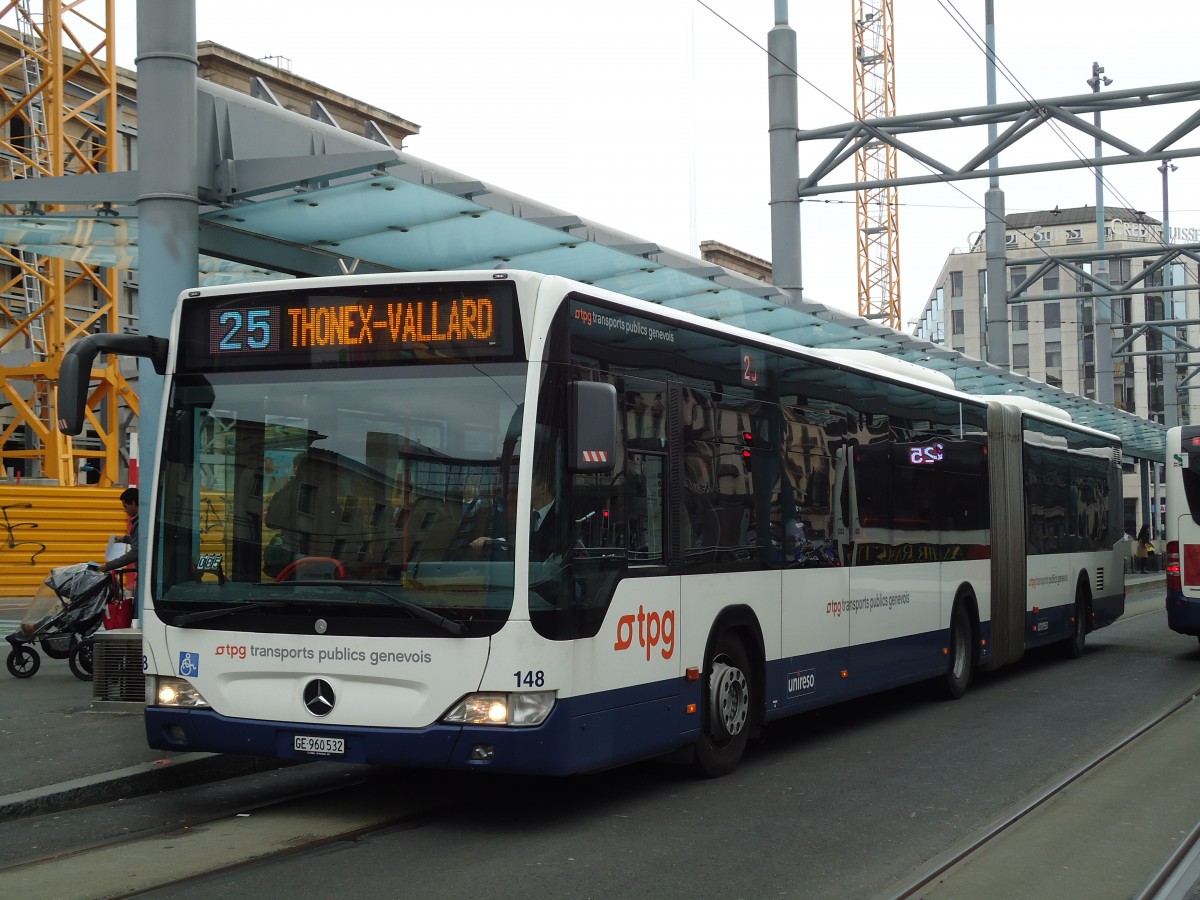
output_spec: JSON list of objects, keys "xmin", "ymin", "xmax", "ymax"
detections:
[{"xmin": 2, "ymin": 583, "xmax": 1195, "ymax": 898}]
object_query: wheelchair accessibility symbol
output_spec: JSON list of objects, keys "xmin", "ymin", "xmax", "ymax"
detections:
[{"xmin": 178, "ymin": 652, "xmax": 199, "ymax": 677}]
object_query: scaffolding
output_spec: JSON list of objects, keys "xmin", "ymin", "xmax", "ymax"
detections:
[{"xmin": 0, "ymin": 0, "xmax": 133, "ymax": 486}]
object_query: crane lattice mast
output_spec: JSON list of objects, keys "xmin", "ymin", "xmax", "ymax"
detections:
[{"xmin": 851, "ymin": 0, "xmax": 901, "ymax": 329}]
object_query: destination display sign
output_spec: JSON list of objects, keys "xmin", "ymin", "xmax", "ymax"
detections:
[{"xmin": 178, "ymin": 280, "xmax": 519, "ymax": 371}]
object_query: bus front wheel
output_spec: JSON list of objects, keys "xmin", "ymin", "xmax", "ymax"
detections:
[{"xmin": 693, "ymin": 631, "xmax": 753, "ymax": 778}]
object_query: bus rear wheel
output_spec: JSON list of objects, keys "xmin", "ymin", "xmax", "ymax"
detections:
[
  {"xmin": 941, "ymin": 603, "xmax": 973, "ymax": 700},
  {"xmin": 693, "ymin": 632, "xmax": 753, "ymax": 778},
  {"xmin": 1062, "ymin": 587, "xmax": 1088, "ymax": 659}
]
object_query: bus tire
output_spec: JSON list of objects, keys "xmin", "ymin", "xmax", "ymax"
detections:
[
  {"xmin": 693, "ymin": 631, "xmax": 753, "ymax": 778},
  {"xmin": 1062, "ymin": 585, "xmax": 1088, "ymax": 659},
  {"xmin": 941, "ymin": 603, "xmax": 973, "ymax": 700}
]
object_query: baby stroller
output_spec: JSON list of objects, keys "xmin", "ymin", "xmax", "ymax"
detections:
[{"xmin": 5, "ymin": 563, "xmax": 117, "ymax": 680}]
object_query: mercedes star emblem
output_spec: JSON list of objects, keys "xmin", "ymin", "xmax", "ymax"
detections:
[{"xmin": 303, "ymin": 678, "xmax": 336, "ymax": 717}]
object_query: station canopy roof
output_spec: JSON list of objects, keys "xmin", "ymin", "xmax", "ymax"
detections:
[{"xmin": 0, "ymin": 85, "xmax": 1164, "ymax": 460}]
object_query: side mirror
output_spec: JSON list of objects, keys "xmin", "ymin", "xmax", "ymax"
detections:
[
  {"xmin": 568, "ymin": 382, "xmax": 617, "ymax": 473},
  {"xmin": 58, "ymin": 333, "xmax": 169, "ymax": 434}
]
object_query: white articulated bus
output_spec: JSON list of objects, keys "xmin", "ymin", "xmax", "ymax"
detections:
[{"xmin": 58, "ymin": 270, "xmax": 1125, "ymax": 776}]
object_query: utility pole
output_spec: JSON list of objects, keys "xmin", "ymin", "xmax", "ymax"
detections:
[
  {"xmin": 1089, "ymin": 61, "xmax": 1115, "ymax": 407},
  {"xmin": 768, "ymin": 0, "xmax": 801, "ymax": 305},
  {"xmin": 983, "ymin": 0, "xmax": 1008, "ymax": 369},
  {"xmin": 1161, "ymin": 159, "xmax": 1179, "ymax": 428},
  {"xmin": 135, "ymin": 0, "xmax": 200, "ymax": 548}
]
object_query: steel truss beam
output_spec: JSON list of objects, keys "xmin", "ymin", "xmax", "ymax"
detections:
[
  {"xmin": 1001, "ymin": 243, "xmax": 1200, "ymax": 398},
  {"xmin": 1004, "ymin": 242, "xmax": 1200, "ymax": 303},
  {"xmin": 796, "ymin": 81, "xmax": 1200, "ymax": 196}
]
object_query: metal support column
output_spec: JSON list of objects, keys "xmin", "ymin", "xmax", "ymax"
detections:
[
  {"xmin": 768, "ymin": 0, "xmax": 802, "ymax": 306},
  {"xmin": 1090, "ymin": 62, "xmax": 1115, "ymax": 407},
  {"xmin": 982, "ymin": 2, "xmax": 1008, "ymax": 368},
  {"xmin": 134, "ymin": 0, "xmax": 199, "ymax": 610},
  {"xmin": 1161, "ymin": 159, "xmax": 1180, "ymax": 428},
  {"xmin": 1140, "ymin": 459, "xmax": 1151, "ymax": 538}
]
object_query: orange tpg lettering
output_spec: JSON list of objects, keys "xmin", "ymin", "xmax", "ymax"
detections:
[{"xmin": 613, "ymin": 605, "xmax": 675, "ymax": 660}]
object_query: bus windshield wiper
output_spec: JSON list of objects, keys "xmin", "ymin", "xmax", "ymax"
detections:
[
  {"xmin": 285, "ymin": 580, "xmax": 468, "ymax": 636},
  {"xmin": 173, "ymin": 599, "xmax": 288, "ymax": 626}
]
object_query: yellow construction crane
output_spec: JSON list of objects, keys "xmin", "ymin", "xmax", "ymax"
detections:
[
  {"xmin": 851, "ymin": 0, "xmax": 901, "ymax": 330},
  {"xmin": 0, "ymin": 0, "xmax": 131, "ymax": 486}
]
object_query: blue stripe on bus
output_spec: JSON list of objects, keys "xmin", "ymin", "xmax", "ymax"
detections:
[
  {"xmin": 1092, "ymin": 592, "xmax": 1124, "ymax": 629},
  {"xmin": 1023, "ymin": 602, "xmax": 1074, "ymax": 648},
  {"xmin": 763, "ymin": 631, "xmax": 948, "ymax": 720},
  {"xmin": 146, "ymin": 612, "xmax": 1103, "ymax": 776},
  {"xmin": 146, "ymin": 634, "xmax": 952, "ymax": 774},
  {"xmin": 144, "ymin": 630, "xmax": 954, "ymax": 775},
  {"xmin": 1021, "ymin": 593, "xmax": 1125, "ymax": 647},
  {"xmin": 1166, "ymin": 589, "xmax": 1200, "ymax": 635}
]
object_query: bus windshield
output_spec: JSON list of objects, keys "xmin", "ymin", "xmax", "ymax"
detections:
[{"xmin": 152, "ymin": 362, "xmax": 525, "ymax": 629}]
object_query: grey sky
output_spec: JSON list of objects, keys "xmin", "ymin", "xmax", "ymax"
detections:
[{"xmin": 116, "ymin": 1, "xmax": 1200, "ymax": 326}]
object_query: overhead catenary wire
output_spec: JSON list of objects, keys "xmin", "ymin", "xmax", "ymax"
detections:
[
  {"xmin": 694, "ymin": 0, "xmax": 1178, "ymax": 289},
  {"xmin": 937, "ymin": 0, "xmax": 1172, "ymax": 255},
  {"xmin": 694, "ymin": 1, "xmax": 1003, "ymax": 235}
]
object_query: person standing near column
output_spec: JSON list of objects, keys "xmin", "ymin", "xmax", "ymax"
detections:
[
  {"xmin": 99, "ymin": 487, "xmax": 139, "ymax": 574},
  {"xmin": 1134, "ymin": 524, "xmax": 1152, "ymax": 574}
]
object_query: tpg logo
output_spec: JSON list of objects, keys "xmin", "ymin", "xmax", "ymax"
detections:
[{"xmin": 613, "ymin": 605, "xmax": 675, "ymax": 660}]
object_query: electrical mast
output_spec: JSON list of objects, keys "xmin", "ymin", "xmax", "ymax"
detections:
[{"xmin": 851, "ymin": 0, "xmax": 901, "ymax": 329}]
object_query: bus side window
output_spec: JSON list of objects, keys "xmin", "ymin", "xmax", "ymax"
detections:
[{"xmin": 627, "ymin": 453, "xmax": 664, "ymax": 562}]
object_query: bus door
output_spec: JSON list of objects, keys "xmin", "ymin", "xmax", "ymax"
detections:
[
  {"xmin": 845, "ymin": 440, "xmax": 943, "ymax": 691},
  {"xmin": 779, "ymin": 441, "xmax": 849, "ymax": 711}
]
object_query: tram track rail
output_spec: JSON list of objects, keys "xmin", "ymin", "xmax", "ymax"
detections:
[
  {"xmin": 888, "ymin": 685, "xmax": 1200, "ymax": 899},
  {"xmin": 1136, "ymin": 818, "xmax": 1200, "ymax": 900},
  {"xmin": 0, "ymin": 769, "xmax": 454, "ymax": 899}
]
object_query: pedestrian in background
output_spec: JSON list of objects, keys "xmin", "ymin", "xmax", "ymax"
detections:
[
  {"xmin": 99, "ymin": 487, "xmax": 138, "ymax": 574},
  {"xmin": 1135, "ymin": 524, "xmax": 1153, "ymax": 574}
]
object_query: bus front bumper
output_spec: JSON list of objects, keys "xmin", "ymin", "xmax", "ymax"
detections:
[{"xmin": 146, "ymin": 679, "xmax": 689, "ymax": 775}]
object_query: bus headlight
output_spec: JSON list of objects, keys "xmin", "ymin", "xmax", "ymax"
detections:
[
  {"xmin": 442, "ymin": 691, "xmax": 555, "ymax": 727},
  {"xmin": 153, "ymin": 676, "xmax": 210, "ymax": 708}
]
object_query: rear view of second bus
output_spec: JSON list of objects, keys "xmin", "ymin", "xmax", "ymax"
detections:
[{"xmin": 1165, "ymin": 425, "xmax": 1200, "ymax": 645}]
